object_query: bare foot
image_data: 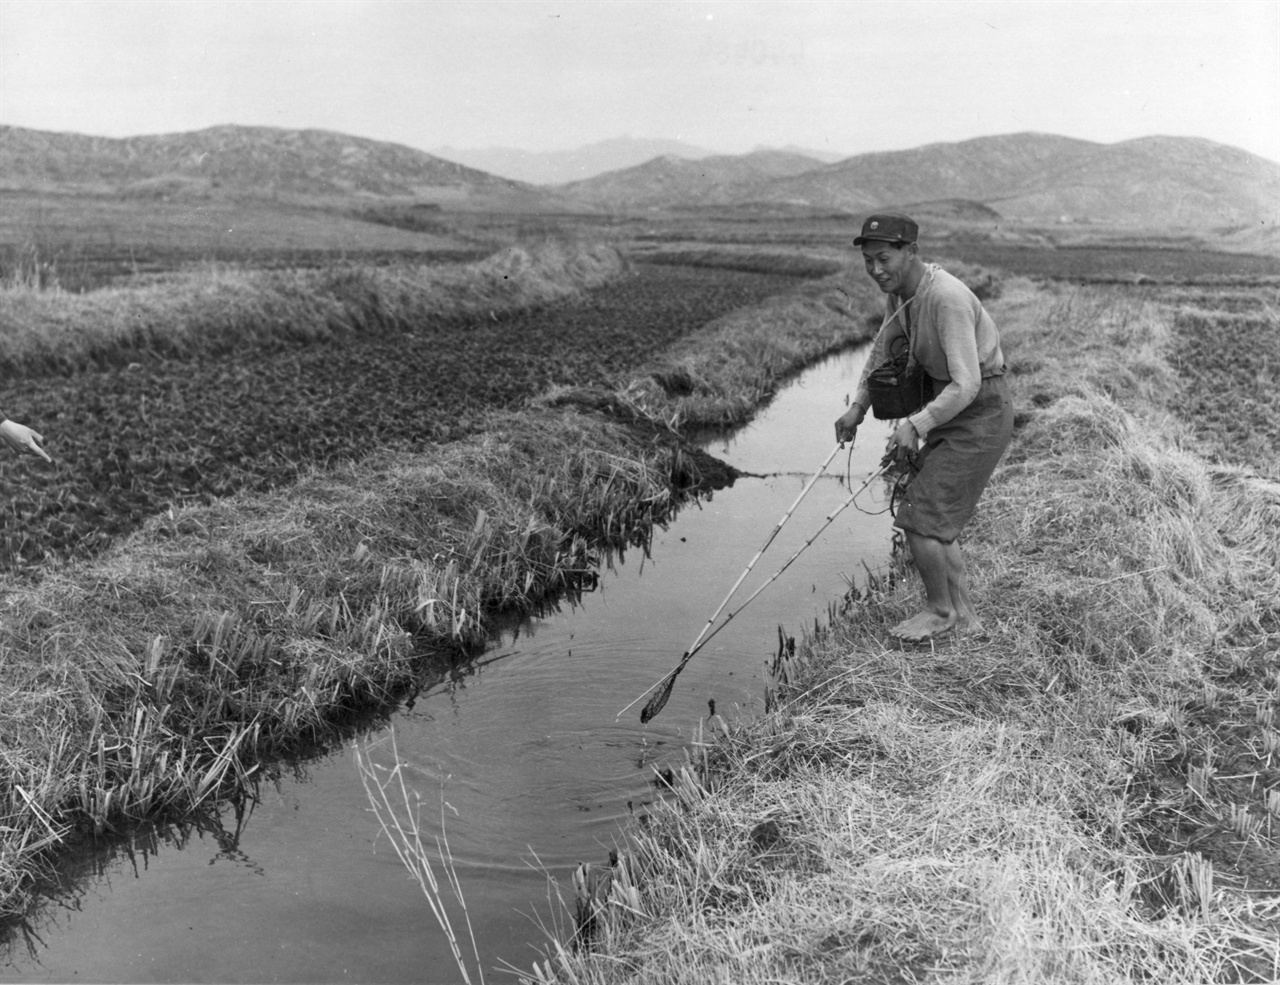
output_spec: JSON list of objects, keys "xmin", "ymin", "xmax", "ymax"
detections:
[
  {"xmin": 955, "ymin": 616, "xmax": 986, "ymax": 636},
  {"xmin": 889, "ymin": 609, "xmax": 957, "ymax": 642}
]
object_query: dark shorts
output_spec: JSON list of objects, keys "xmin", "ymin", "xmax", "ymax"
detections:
[{"xmin": 895, "ymin": 375, "xmax": 1014, "ymax": 544}]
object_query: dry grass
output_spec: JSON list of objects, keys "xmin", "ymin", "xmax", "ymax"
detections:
[
  {"xmin": 0, "ymin": 240, "xmax": 623, "ymax": 375},
  {"xmin": 356, "ymin": 730, "xmax": 486, "ymax": 985},
  {"xmin": 529, "ymin": 279, "xmax": 1280, "ymax": 982},
  {"xmin": 524, "ymin": 696, "xmax": 1278, "ymax": 983}
]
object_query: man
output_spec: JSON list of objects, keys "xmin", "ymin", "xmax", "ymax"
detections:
[
  {"xmin": 1, "ymin": 415, "xmax": 51, "ymax": 463},
  {"xmin": 835, "ymin": 212, "xmax": 1012, "ymax": 642}
]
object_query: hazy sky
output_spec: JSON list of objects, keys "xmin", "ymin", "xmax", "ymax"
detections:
[{"xmin": 2, "ymin": 0, "xmax": 1278, "ymax": 162}]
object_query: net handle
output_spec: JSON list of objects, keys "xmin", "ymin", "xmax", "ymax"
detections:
[
  {"xmin": 617, "ymin": 441, "xmax": 844, "ymax": 722},
  {"xmin": 623, "ymin": 460, "xmax": 889, "ymax": 724}
]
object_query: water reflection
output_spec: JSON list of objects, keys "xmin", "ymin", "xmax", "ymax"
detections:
[{"xmin": 0, "ymin": 778, "xmax": 285, "ymax": 974}]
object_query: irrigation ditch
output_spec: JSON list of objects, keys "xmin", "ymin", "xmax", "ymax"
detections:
[
  {"xmin": 0, "ymin": 345, "xmax": 894, "ymax": 982},
  {"xmin": 0, "ymin": 248, "xmax": 889, "ymax": 978},
  {"xmin": 7, "ymin": 248, "xmax": 1278, "ymax": 982}
]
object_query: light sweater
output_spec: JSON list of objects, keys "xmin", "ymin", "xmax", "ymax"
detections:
[{"xmin": 853, "ymin": 264, "xmax": 1005, "ymax": 438}]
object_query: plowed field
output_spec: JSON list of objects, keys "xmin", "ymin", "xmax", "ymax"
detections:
[
  {"xmin": 1171, "ymin": 283, "xmax": 1280, "ymax": 470},
  {"xmin": 2, "ymin": 263, "xmax": 801, "ymax": 573}
]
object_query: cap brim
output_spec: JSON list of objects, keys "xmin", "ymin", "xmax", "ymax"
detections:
[{"xmin": 854, "ymin": 233, "xmax": 906, "ymax": 246}]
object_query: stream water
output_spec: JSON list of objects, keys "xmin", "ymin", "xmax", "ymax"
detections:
[{"xmin": 1, "ymin": 346, "xmax": 895, "ymax": 984}]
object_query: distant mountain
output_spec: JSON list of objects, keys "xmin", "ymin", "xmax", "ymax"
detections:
[
  {"xmin": 432, "ymin": 136, "xmax": 720, "ymax": 184},
  {"xmin": 753, "ymin": 133, "xmax": 1280, "ymax": 229},
  {"xmin": 7, "ymin": 125, "xmax": 1275, "ymax": 240},
  {"xmin": 989, "ymin": 135, "xmax": 1280, "ymax": 226},
  {"xmin": 753, "ymin": 133, "xmax": 1099, "ymax": 213},
  {"xmin": 557, "ymin": 150, "xmax": 830, "ymax": 210},
  {"xmin": 0, "ymin": 124, "xmax": 565, "ymax": 210},
  {"xmin": 542, "ymin": 132, "xmax": 1279, "ymax": 233},
  {"xmin": 756, "ymin": 143, "xmax": 849, "ymax": 165}
]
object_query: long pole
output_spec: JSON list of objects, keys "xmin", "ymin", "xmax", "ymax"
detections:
[
  {"xmin": 625, "ymin": 460, "xmax": 889, "ymax": 723},
  {"xmin": 678, "ymin": 442, "xmax": 844, "ymax": 663},
  {"xmin": 685, "ymin": 462, "xmax": 890, "ymax": 656},
  {"xmin": 620, "ymin": 445, "xmax": 889, "ymax": 723},
  {"xmin": 617, "ymin": 442, "xmax": 844, "ymax": 722}
]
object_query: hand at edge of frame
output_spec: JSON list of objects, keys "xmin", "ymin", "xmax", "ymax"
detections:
[{"xmin": 0, "ymin": 420, "xmax": 53, "ymax": 463}]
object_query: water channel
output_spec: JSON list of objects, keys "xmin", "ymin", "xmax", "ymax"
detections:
[{"xmin": 1, "ymin": 345, "xmax": 896, "ymax": 984}]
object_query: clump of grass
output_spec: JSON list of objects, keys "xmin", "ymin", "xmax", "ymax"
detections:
[
  {"xmin": 1001, "ymin": 280, "xmax": 1181, "ymax": 412},
  {"xmin": 0, "ymin": 241, "xmax": 624, "ymax": 376},
  {"xmin": 0, "ymin": 242, "xmax": 63, "ymax": 291}
]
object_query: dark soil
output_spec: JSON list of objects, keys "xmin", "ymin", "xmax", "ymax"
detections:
[
  {"xmin": 1, "ymin": 263, "xmax": 800, "ymax": 575},
  {"xmin": 1170, "ymin": 286, "xmax": 1280, "ymax": 471},
  {"xmin": 1126, "ymin": 283, "xmax": 1280, "ymax": 960}
]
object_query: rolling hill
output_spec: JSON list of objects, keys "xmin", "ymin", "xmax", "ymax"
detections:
[
  {"xmin": 0, "ymin": 124, "xmax": 566, "ymax": 211},
  {"xmin": 4, "ymin": 125, "xmax": 1277, "ymax": 254},
  {"xmin": 557, "ymin": 132, "xmax": 1280, "ymax": 233},
  {"xmin": 431, "ymin": 137, "xmax": 850, "ymax": 184},
  {"xmin": 556, "ymin": 149, "xmax": 829, "ymax": 209},
  {"xmin": 431, "ymin": 136, "xmax": 721, "ymax": 185}
]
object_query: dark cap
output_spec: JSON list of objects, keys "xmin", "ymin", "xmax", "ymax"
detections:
[{"xmin": 854, "ymin": 211, "xmax": 918, "ymax": 247}]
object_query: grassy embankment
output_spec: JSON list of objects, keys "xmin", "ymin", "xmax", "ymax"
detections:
[
  {"xmin": 0, "ymin": 244, "xmax": 880, "ymax": 924},
  {"xmin": 527, "ymin": 278, "xmax": 1280, "ymax": 983},
  {"xmin": 0, "ymin": 241, "xmax": 621, "ymax": 375}
]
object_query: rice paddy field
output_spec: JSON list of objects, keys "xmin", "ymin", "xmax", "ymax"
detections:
[{"xmin": 1, "ymin": 216, "xmax": 1279, "ymax": 983}]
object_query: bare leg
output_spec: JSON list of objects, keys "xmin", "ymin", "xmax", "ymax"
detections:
[
  {"xmin": 889, "ymin": 531, "xmax": 958, "ymax": 641},
  {"xmin": 944, "ymin": 540, "xmax": 984, "ymax": 634}
]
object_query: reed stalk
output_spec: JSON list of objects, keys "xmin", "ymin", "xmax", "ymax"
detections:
[{"xmin": 355, "ymin": 731, "xmax": 485, "ymax": 985}]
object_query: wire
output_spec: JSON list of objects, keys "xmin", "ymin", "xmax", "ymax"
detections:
[{"xmin": 851, "ymin": 446, "xmax": 911, "ymax": 517}]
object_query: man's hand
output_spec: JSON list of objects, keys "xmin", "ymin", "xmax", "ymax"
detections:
[
  {"xmin": 0, "ymin": 420, "xmax": 52, "ymax": 463},
  {"xmin": 888, "ymin": 419, "xmax": 919, "ymax": 462},
  {"xmin": 835, "ymin": 404, "xmax": 866, "ymax": 444}
]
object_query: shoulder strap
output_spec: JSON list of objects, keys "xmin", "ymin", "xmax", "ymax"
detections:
[
  {"xmin": 880, "ymin": 295, "xmax": 915, "ymax": 366},
  {"xmin": 898, "ymin": 267, "xmax": 936, "ymax": 368}
]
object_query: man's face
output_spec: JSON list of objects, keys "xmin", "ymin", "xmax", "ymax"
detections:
[{"xmin": 862, "ymin": 241, "xmax": 915, "ymax": 295}]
